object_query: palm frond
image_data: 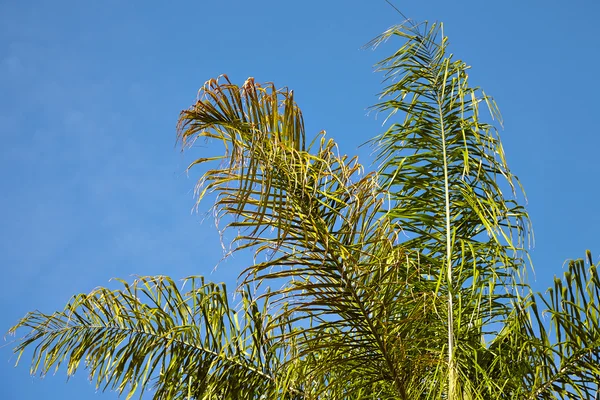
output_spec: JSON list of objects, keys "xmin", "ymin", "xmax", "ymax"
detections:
[
  {"xmin": 8, "ymin": 276, "xmax": 302, "ymax": 400},
  {"xmin": 369, "ymin": 20, "xmax": 530, "ymax": 290},
  {"xmin": 178, "ymin": 73, "xmax": 305, "ymax": 234},
  {"xmin": 367, "ymin": 21, "xmax": 532, "ymax": 398},
  {"xmin": 529, "ymin": 251, "xmax": 600, "ymax": 399},
  {"xmin": 177, "ymin": 76, "xmax": 444, "ymax": 398}
]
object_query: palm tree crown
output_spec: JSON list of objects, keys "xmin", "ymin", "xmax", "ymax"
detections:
[{"xmin": 8, "ymin": 19, "xmax": 600, "ymax": 400}]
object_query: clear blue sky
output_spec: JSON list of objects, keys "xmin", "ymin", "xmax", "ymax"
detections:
[{"xmin": 1, "ymin": 0, "xmax": 598, "ymax": 398}]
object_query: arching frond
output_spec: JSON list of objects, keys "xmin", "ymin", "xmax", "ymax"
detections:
[
  {"xmin": 177, "ymin": 77, "xmax": 441, "ymax": 398},
  {"xmin": 8, "ymin": 276, "xmax": 303, "ymax": 400}
]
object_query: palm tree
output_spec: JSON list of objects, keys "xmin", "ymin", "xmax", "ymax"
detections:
[{"xmin": 8, "ymin": 19, "xmax": 600, "ymax": 400}]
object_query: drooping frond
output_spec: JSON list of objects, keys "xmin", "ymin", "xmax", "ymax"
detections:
[
  {"xmin": 8, "ymin": 276, "xmax": 303, "ymax": 400},
  {"xmin": 178, "ymin": 74, "xmax": 304, "ymax": 225},
  {"xmin": 177, "ymin": 77, "xmax": 442, "ymax": 399}
]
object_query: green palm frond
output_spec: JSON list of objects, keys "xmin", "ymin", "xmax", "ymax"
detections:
[
  {"xmin": 177, "ymin": 75, "xmax": 443, "ymax": 398},
  {"xmin": 8, "ymin": 276, "xmax": 302, "ymax": 400},
  {"xmin": 370, "ymin": 20, "xmax": 530, "ymax": 288},
  {"xmin": 367, "ymin": 20, "xmax": 532, "ymax": 398},
  {"xmin": 529, "ymin": 251, "xmax": 600, "ymax": 399}
]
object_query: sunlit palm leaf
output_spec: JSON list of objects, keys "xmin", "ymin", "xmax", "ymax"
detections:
[
  {"xmin": 529, "ymin": 251, "xmax": 600, "ymax": 399},
  {"xmin": 8, "ymin": 276, "xmax": 302, "ymax": 400},
  {"xmin": 177, "ymin": 76, "xmax": 443, "ymax": 398},
  {"xmin": 368, "ymin": 20, "xmax": 532, "ymax": 397}
]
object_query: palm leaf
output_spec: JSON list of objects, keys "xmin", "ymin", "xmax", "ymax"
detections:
[
  {"xmin": 529, "ymin": 251, "xmax": 600, "ymax": 399},
  {"xmin": 8, "ymin": 276, "xmax": 303, "ymax": 400},
  {"xmin": 177, "ymin": 75, "xmax": 443, "ymax": 398},
  {"xmin": 367, "ymin": 20, "xmax": 532, "ymax": 398}
]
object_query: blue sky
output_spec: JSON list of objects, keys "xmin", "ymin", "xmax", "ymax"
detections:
[{"xmin": 1, "ymin": 0, "xmax": 599, "ymax": 398}]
